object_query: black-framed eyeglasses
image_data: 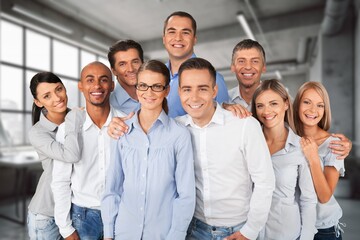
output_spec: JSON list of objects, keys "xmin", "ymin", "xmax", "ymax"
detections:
[{"xmin": 135, "ymin": 83, "xmax": 168, "ymax": 92}]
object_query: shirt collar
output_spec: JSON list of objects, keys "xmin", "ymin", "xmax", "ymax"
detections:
[
  {"xmin": 229, "ymin": 86, "xmax": 244, "ymax": 102},
  {"xmin": 111, "ymin": 84, "xmax": 136, "ymax": 105},
  {"xmin": 166, "ymin": 53, "xmax": 197, "ymax": 78},
  {"xmin": 83, "ymin": 106, "xmax": 115, "ymax": 131},
  {"xmin": 284, "ymin": 125, "xmax": 300, "ymax": 152},
  {"xmin": 181, "ymin": 102, "xmax": 224, "ymax": 128},
  {"xmin": 127, "ymin": 109, "xmax": 169, "ymax": 134},
  {"xmin": 39, "ymin": 108, "xmax": 59, "ymax": 132}
]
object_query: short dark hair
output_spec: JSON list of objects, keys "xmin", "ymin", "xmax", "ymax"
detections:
[
  {"xmin": 163, "ymin": 11, "xmax": 197, "ymax": 36},
  {"xmin": 107, "ymin": 39, "xmax": 144, "ymax": 68},
  {"xmin": 232, "ymin": 39, "xmax": 266, "ymax": 63},
  {"xmin": 178, "ymin": 58, "xmax": 216, "ymax": 86}
]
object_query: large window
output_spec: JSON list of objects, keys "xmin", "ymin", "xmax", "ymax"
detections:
[{"xmin": 0, "ymin": 18, "xmax": 105, "ymax": 146}]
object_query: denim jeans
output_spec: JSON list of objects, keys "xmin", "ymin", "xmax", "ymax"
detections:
[
  {"xmin": 314, "ymin": 226, "xmax": 342, "ymax": 240},
  {"xmin": 27, "ymin": 211, "xmax": 62, "ymax": 240},
  {"xmin": 186, "ymin": 217, "xmax": 244, "ymax": 240},
  {"xmin": 71, "ymin": 204, "xmax": 103, "ymax": 240}
]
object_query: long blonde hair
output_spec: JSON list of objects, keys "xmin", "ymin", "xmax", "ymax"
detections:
[
  {"xmin": 251, "ymin": 79, "xmax": 295, "ymax": 131},
  {"xmin": 293, "ymin": 81, "xmax": 331, "ymax": 137}
]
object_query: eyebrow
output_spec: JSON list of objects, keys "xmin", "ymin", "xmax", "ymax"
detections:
[
  {"xmin": 166, "ymin": 27, "xmax": 193, "ymax": 33},
  {"xmin": 181, "ymin": 84, "xmax": 210, "ymax": 88},
  {"xmin": 85, "ymin": 74, "xmax": 110, "ymax": 79},
  {"xmin": 40, "ymin": 91, "xmax": 51, "ymax": 97}
]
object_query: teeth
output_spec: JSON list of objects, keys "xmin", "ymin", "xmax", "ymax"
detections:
[
  {"xmin": 264, "ymin": 115, "xmax": 275, "ymax": 120},
  {"xmin": 91, "ymin": 92, "xmax": 103, "ymax": 96},
  {"xmin": 305, "ymin": 114, "xmax": 316, "ymax": 119},
  {"xmin": 173, "ymin": 44, "xmax": 184, "ymax": 48},
  {"xmin": 243, "ymin": 73, "xmax": 253, "ymax": 77},
  {"xmin": 189, "ymin": 104, "xmax": 202, "ymax": 109}
]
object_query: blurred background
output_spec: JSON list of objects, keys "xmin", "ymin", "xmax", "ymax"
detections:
[{"xmin": 0, "ymin": 0, "xmax": 359, "ymax": 239}]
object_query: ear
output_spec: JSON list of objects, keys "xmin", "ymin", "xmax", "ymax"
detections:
[
  {"xmin": 262, "ymin": 64, "xmax": 266, "ymax": 73},
  {"xmin": 111, "ymin": 67, "xmax": 117, "ymax": 77},
  {"xmin": 194, "ymin": 35, "xmax": 197, "ymax": 46},
  {"xmin": 162, "ymin": 35, "xmax": 166, "ymax": 45},
  {"xmin": 78, "ymin": 81, "xmax": 83, "ymax": 93},
  {"xmin": 212, "ymin": 84, "xmax": 218, "ymax": 99},
  {"xmin": 284, "ymin": 99, "xmax": 289, "ymax": 110},
  {"xmin": 230, "ymin": 63, "xmax": 236, "ymax": 73},
  {"xmin": 34, "ymin": 99, "xmax": 43, "ymax": 108}
]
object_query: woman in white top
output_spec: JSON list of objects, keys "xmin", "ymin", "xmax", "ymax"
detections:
[
  {"xmin": 251, "ymin": 79, "xmax": 317, "ymax": 240},
  {"xmin": 294, "ymin": 81, "xmax": 345, "ymax": 240},
  {"xmin": 28, "ymin": 72, "xmax": 83, "ymax": 240}
]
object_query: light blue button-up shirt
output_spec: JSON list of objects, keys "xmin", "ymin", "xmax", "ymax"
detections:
[
  {"xmin": 110, "ymin": 83, "xmax": 140, "ymax": 114},
  {"xmin": 261, "ymin": 127, "xmax": 317, "ymax": 240},
  {"xmin": 101, "ymin": 110, "xmax": 195, "ymax": 240},
  {"xmin": 166, "ymin": 54, "xmax": 229, "ymax": 118}
]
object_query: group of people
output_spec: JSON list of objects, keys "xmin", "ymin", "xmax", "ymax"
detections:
[{"xmin": 27, "ymin": 11, "xmax": 352, "ymax": 240}]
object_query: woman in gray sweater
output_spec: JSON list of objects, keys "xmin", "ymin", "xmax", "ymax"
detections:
[{"xmin": 28, "ymin": 72, "xmax": 83, "ymax": 240}]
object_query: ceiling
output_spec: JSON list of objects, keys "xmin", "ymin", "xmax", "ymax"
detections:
[{"xmin": 5, "ymin": 0, "xmax": 347, "ymax": 85}]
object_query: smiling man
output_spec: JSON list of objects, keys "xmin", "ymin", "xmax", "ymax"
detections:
[
  {"xmin": 52, "ymin": 61, "xmax": 126, "ymax": 240},
  {"xmin": 163, "ymin": 11, "xmax": 229, "ymax": 118},
  {"xmin": 176, "ymin": 58, "xmax": 275, "ymax": 240},
  {"xmin": 108, "ymin": 40, "xmax": 143, "ymax": 114},
  {"xmin": 228, "ymin": 39, "xmax": 266, "ymax": 111}
]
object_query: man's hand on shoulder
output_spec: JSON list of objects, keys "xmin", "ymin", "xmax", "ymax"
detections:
[
  {"xmin": 108, "ymin": 112, "xmax": 134, "ymax": 139},
  {"xmin": 329, "ymin": 133, "xmax": 352, "ymax": 160},
  {"xmin": 222, "ymin": 103, "xmax": 252, "ymax": 118}
]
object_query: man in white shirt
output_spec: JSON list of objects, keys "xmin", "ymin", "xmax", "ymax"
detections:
[
  {"xmin": 176, "ymin": 57, "xmax": 275, "ymax": 240},
  {"xmin": 52, "ymin": 61, "xmax": 125, "ymax": 240}
]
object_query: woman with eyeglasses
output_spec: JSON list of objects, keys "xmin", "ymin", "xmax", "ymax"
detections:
[
  {"xmin": 27, "ymin": 72, "xmax": 84, "ymax": 240},
  {"xmin": 101, "ymin": 60, "xmax": 195, "ymax": 240}
]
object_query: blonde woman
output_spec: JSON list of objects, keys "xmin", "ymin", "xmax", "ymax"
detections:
[
  {"xmin": 294, "ymin": 81, "xmax": 345, "ymax": 240},
  {"xmin": 252, "ymin": 79, "xmax": 317, "ymax": 240}
]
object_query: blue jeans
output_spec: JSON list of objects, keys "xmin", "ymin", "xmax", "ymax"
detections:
[
  {"xmin": 314, "ymin": 226, "xmax": 342, "ymax": 240},
  {"xmin": 27, "ymin": 211, "xmax": 62, "ymax": 240},
  {"xmin": 71, "ymin": 204, "xmax": 103, "ymax": 240},
  {"xmin": 186, "ymin": 218, "xmax": 244, "ymax": 240}
]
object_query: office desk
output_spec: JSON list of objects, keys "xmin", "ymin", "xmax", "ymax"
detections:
[{"xmin": 0, "ymin": 150, "xmax": 40, "ymax": 225}]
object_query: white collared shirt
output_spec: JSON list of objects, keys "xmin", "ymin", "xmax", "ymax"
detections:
[
  {"xmin": 176, "ymin": 103, "xmax": 275, "ymax": 240},
  {"xmin": 52, "ymin": 107, "xmax": 125, "ymax": 238}
]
